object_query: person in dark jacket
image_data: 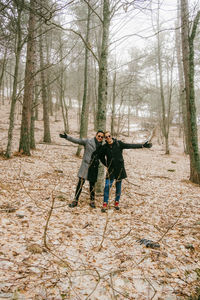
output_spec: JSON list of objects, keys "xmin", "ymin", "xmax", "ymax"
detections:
[
  {"xmin": 59, "ymin": 130, "xmax": 104, "ymax": 208},
  {"xmin": 100, "ymin": 131, "xmax": 152, "ymax": 212}
]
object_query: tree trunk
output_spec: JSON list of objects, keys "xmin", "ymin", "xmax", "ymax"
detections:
[
  {"xmin": 30, "ymin": 105, "xmax": 36, "ymax": 149},
  {"xmin": 97, "ymin": 0, "xmax": 110, "ymax": 131},
  {"xmin": 0, "ymin": 48, "xmax": 7, "ymax": 100},
  {"xmin": 2, "ymin": 79, "xmax": 5, "ymax": 105},
  {"xmin": 5, "ymin": 4, "xmax": 23, "ymax": 158},
  {"xmin": 63, "ymin": 93, "xmax": 69, "ymax": 132},
  {"xmin": 60, "ymin": 81, "xmax": 68, "ymax": 132},
  {"xmin": 34, "ymin": 82, "xmax": 39, "ymax": 121},
  {"xmin": 127, "ymin": 91, "xmax": 131, "ymax": 137},
  {"xmin": 39, "ymin": 25, "xmax": 51, "ymax": 143},
  {"xmin": 46, "ymin": 32, "xmax": 53, "ymax": 117},
  {"xmin": 117, "ymin": 91, "xmax": 124, "ymax": 136},
  {"xmin": 157, "ymin": 1, "xmax": 169, "ymax": 154},
  {"xmin": 111, "ymin": 71, "xmax": 116, "ymax": 136},
  {"xmin": 76, "ymin": 3, "xmax": 91, "ymax": 157},
  {"xmin": 93, "ymin": 60, "xmax": 98, "ymax": 131},
  {"xmin": 176, "ymin": 0, "xmax": 188, "ymax": 153},
  {"xmin": 96, "ymin": 0, "xmax": 110, "ymax": 193},
  {"xmin": 180, "ymin": 0, "xmax": 200, "ymax": 184},
  {"xmin": 19, "ymin": 0, "xmax": 36, "ymax": 155},
  {"xmin": 58, "ymin": 35, "xmax": 69, "ymax": 134}
]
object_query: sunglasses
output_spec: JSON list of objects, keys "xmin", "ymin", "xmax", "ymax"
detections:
[
  {"xmin": 97, "ymin": 135, "xmax": 104, "ymax": 138},
  {"xmin": 105, "ymin": 135, "xmax": 111, "ymax": 139}
]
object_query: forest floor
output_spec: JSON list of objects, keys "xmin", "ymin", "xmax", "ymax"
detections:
[{"xmin": 0, "ymin": 103, "xmax": 200, "ymax": 300}]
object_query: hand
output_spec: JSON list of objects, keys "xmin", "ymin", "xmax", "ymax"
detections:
[
  {"xmin": 143, "ymin": 141, "xmax": 152, "ymax": 148},
  {"xmin": 59, "ymin": 133, "xmax": 67, "ymax": 139}
]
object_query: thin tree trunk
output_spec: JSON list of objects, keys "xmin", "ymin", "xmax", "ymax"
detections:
[
  {"xmin": 111, "ymin": 71, "xmax": 116, "ymax": 136},
  {"xmin": 76, "ymin": 3, "xmax": 91, "ymax": 157},
  {"xmin": 2, "ymin": 79, "xmax": 5, "ymax": 105},
  {"xmin": 34, "ymin": 82, "xmax": 39, "ymax": 121},
  {"xmin": 46, "ymin": 32, "xmax": 53, "ymax": 117},
  {"xmin": 93, "ymin": 60, "xmax": 98, "ymax": 131},
  {"xmin": 58, "ymin": 34, "xmax": 69, "ymax": 133},
  {"xmin": 6, "ymin": 4, "xmax": 23, "ymax": 158},
  {"xmin": 157, "ymin": 1, "xmax": 169, "ymax": 154},
  {"xmin": 30, "ymin": 105, "xmax": 36, "ymax": 149},
  {"xmin": 97, "ymin": 0, "xmax": 110, "ymax": 131},
  {"xmin": 60, "ymin": 82, "xmax": 68, "ymax": 132},
  {"xmin": 116, "ymin": 91, "xmax": 124, "ymax": 136},
  {"xmin": 176, "ymin": 0, "xmax": 188, "ymax": 152},
  {"xmin": 19, "ymin": 0, "xmax": 36, "ymax": 155},
  {"xmin": 63, "ymin": 93, "xmax": 69, "ymax": 132},
  {"xmin": 39, "ymin": 25, "xmax": 51, "ymax": 143},
  {"xmin": 96, "ymin": 0, "xmax": 110, "ymax": 193},
  {"xmin": 180, "ymin": 0, "xmax": 200, "ymax": 183},
  {"xmin": 0, "ymin": 48, "xmax": 7, "ymax": 98},
  {"xmin": 127, "ymin": 91, "xmax": 131, "ymax": 137}
]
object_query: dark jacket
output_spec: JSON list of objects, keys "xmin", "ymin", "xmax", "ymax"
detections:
[
  {"xmin": 87, "ymin": 139, "xmax": 102, "ymax": 182},
  {"xmin": 100, "ymin": 138, "xmax": 143, "ymax": 180}
]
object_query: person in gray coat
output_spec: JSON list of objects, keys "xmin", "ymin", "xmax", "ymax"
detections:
[{"xmin": 59, "ymin": 130, "xmax": 104, "ymax": 208}]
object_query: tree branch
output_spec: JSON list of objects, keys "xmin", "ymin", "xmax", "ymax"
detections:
[
  {"xmin": 189, "ymin": 10, "xmax": 200, "ymax": 42},
  {"xmin": 82, "ymin": 0, "xmax": 103, "ymax": 23}
]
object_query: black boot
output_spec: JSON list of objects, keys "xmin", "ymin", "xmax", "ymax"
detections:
[
  {"xmin": 69, "ymin": 200, "xmax": 78, "ymax": 208},
  {"xmin": 89, "ymin": 201, "xmax": 96, "ymax": 208}
]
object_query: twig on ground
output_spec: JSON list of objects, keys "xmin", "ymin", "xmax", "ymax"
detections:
[
  {"xmin": 125, "ymin": 178, "xmax": 140, "ymax": 187},
  {"xmin": 97, "ymin": 213, "xmax": 109, "ymax": 252},
  {"xmin": 43, "ymin": 190, "xmax": 72, "ymax": 271},
  {"xmin": 110, "ymin": 228, "xmax": 132, "ymax": 240},
  {"xmin": 157, "ymin": 211, "xmax": 183, "ymax": 242},
  {"xmin": 110, "ymin": 273, "xmax": 117, "ymax": 300}
]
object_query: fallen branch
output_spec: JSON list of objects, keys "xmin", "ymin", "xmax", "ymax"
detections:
[
  {"xmin": 157, "ymin": 211, "xmax": 183, "ymax": 243},
  {"xmin": 43, "ymin": 190, "xmax": 72, "ymax": 271},
  {"xmin": 97, "ymin": 213, "xmax": 109, "ymax": 252}
]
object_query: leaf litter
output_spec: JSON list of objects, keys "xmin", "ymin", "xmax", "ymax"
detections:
[{"xmin": 0, "ymin": 104, "xmax": 199, "ymax": 299}]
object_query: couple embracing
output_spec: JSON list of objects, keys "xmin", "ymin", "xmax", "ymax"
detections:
[{"xmin": 59, "ymin": 130, "xmax": 152, "ymax": 212}]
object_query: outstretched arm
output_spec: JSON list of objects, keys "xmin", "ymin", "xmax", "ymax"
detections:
[
  {"xmin": 119, "ymin": 140, "xmax": 152, "ymax": 149},
  {"xmin": 59, "ymin": 133, "xmax": 87, "ymax": 146}
]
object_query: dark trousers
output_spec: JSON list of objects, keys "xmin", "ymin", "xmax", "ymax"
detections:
[{"xmin": 75, "ymin": 177, "xmax": 95, "ymax": 202}]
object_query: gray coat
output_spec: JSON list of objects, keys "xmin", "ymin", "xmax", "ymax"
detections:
[{"xmin": 65, "ymin": 135, "xmax": 97, "ymax": 180}]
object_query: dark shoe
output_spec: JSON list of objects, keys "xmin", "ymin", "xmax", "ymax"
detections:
[
  {"xmin": 101, "ymin": 203, "xmax": 107, "ymax": 213},
  {"xmin": 137, "ymin": 239, "xmax": 160, "ymax": 249},
  {"xmin": 69, "ymin": 200, "xmax": 78, "ymax": 208},
  {"xmin": 89, "ymin": 202, "xmax": 96, "ymax": 208},
  {"xmin": 114, "ymin": 201, "xmax": 120, "ymax": 210}
]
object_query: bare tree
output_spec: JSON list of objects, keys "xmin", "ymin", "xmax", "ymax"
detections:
[
  {"xmin": 57, "ymin": 31, "xmax": 69, "ymax": 134},
  {"xmin": 180, "ymin": 0, "xmax": 200, "ymax": 184},
  {"xmin": 111, "ymin": 71, "xmax": 116, "ymax": 135},
  {"xmin": 0, "ymin": 48, "xmax": 8, "ymax": 101},
  {"xmin": 6, "ymin": 0, "xmax": 24, "ymax": 158},
  {"xmin": 97, "ymin": 0, "xmax": 110, "ymax": 131},
  {"xmin": 76, "ymin": 3, "xmax": 91, "ymax": 157},
  {"xmin": 19, "ymin": 0, "xmax": 36, "ymax": 155},
  {"xmin": 39, "ymin": 22, "xmax": 51, "ymax": 143},
  {"xmin": 96, "ymin": 0, "xmax": 110, "ymax": 192},
  {"xmin": 156, "ymin": 1, "xmax": 174, "ymax": 154},
  {"xmin": 176, "ymin": 0, "xmax": 188, "ymax": 152}
]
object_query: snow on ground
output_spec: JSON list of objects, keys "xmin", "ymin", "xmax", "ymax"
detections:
[{"xmin": 0, "ymin": 104, "xmax": 199, "ymax": 300}]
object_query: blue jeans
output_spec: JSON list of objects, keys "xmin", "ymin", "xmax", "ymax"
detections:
[{"xmin": 103, "ymin": 179, "xmax": 122, "ymax": 204}]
